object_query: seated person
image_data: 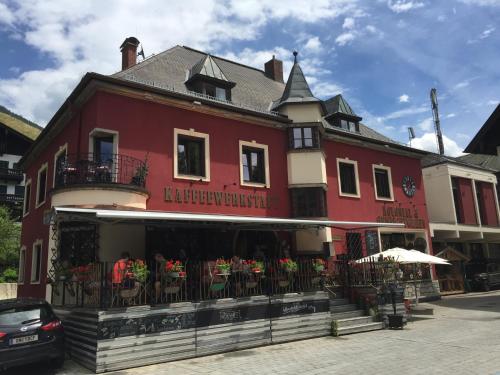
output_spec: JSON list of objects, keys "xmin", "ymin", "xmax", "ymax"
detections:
[{"xmin": 112, "ymin": 252, "xmax": 134, "ymax": 288}]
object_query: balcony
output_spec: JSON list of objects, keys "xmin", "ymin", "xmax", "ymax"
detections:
[
  {"xmin": 0, "ymin": 193, "xmax": 23, "ymax": 204},
  {"xmin": 0, "ymin": 168, "xmax": 23, "ymax": 182},
  {"xmin": 52, "ymin": 153, "xmax": 149, "ymax": 210},
  {"xmin": 54, "ymin": 153, "xmax": 147, "ymax": 190}
]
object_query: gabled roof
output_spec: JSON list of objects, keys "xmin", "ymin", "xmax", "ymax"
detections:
[
  {"xmin": 464, "ymin": 104, "xmax": 500, "ymax": 155},
  {"xmin": 273, "ymin": 55, "xmax": 320, "ymax": 109},
  {"xmin": 188, "ymin": 54, "xmax": 230, "ymax": 83},
  {"xmin": 323, "ymin": 94, "xmax": 359, "ymax": 119},
  {"xmin": 0, "ymin": 106, "xmax": 41, "ymax": 141},
  {"xmin": 113, "ymin": 45, "xmax": 285, "ymax": 113},
  {"xmin": 457, "ymin": 153, "xmax": 500, "ymax": 172}
]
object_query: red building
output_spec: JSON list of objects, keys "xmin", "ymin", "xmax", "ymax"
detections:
[{"xmin": 17, "ymin": 38, "xmax": 433, "ymax": 371}]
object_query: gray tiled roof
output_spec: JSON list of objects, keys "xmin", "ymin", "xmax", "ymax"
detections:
[
  {"xmin": 273, "ymin": 61, "xmax": 319, "ymax": 109},
  {"xmin": 456, "ymin": 153, "xmax": 500, "ymax": 172},
  {"xmin": 422, "ymin": 153, "xmax": 497, "ymax": 172},
  {"xmin": 113, "ymin": 46, "xmax": 285, "ymax": 113}
]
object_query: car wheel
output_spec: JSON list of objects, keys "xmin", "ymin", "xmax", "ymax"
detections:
[{"xmin": 483, "ymin": 282, "xmax": 490, "ymax": 292}]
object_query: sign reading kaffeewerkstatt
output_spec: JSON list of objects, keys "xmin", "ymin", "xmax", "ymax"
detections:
[
  {"xmin": 164, "ymin": 186, "xmax": 279, "ymax": 209},
  {"xmin": 376, "ymin": 205, "xmax": 425, "ymax": 229}
]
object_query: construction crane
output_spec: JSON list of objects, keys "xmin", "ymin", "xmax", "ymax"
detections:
[{"xmin": 430, "ymin": 88, "xmax": 445, "ymax": 155}]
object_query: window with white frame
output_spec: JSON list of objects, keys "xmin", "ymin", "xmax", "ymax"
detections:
[
  {"xmin": 174, "ymin": 128, "xmax": 210, "ymax": 181},
  {"xmin": 18, "ymin": 246, "xmax": 26, "ymax": 284},
  {"xmin": 23, "ymin": 179, "xmax": 31, "ymax": 216},
  {"xmin": 36, "ymin": 164, "xmax": 48, "ymax": 207},
  {"xmin": 239, "ymin": 140, "xmax": 270, "ymax": 188},
  {"xmin": 53, "ymin": 144, "xmax": 68, "ymax": 187},
  {"xmin": 31, "ymin": 241, "xmax": 43, "ymax": 283},
  {"xmin": 373, "ymin": 165, "xmax": 394, "ymax": 201},
  {"xmin": 337, "ymin": 158, "xmax": 360, "ymax": 198}
]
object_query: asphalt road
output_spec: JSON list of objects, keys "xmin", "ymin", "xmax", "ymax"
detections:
[{"xmin": 5, "ymin": 289, "xmax": 500, "ymax": 375}]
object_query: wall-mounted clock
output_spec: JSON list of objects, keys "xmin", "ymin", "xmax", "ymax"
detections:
[{"xmin": 402, "ymin": 176, "xmax": 416, "ymax": 197}]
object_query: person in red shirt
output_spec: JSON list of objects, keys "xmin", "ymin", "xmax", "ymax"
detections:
[{"xmin": 112, "ymin": 252, "xmax": 130, "ymax": 284}]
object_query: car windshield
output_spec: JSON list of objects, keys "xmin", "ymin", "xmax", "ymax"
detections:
[{"xmin": 0, "ymin": 305, "xmax": 50, "ymax": 326}]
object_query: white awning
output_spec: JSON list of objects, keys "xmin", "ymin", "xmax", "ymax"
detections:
[{"xmin": 51, "ymin": 207, "xmax": 405, "ymax": 230}]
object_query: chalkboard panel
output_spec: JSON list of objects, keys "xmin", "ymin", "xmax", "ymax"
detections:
[{"xmin": 97, "ymin": 298, "xmax": 330, "ymax": 340}]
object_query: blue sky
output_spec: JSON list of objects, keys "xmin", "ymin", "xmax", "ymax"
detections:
[{"xmin": 1, "ymin": 0, "xmax": 499, "ymax": 156}]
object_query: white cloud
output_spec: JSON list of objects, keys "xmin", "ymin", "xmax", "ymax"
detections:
[
  {"xmin": 453, "ymin": 80, "xmax": 470, "ymax": 89},
  {"xmin": 377, "ymin": 105, "xmax": 428, "ymax": 122},
  {"xmin": 445, "ymin": 113, "xmax": 456, "ymax": 118},
  {"xmin": 387, "ymin": 1, "xmax": 425, "ymax": 13},
  {"xmin": 343, "ymin": 17, "xmax": 355, "ymax": 29},
  {"xmin": 0, "ymin": 0, "xmax": 360, "ymax": 125},
  {"xmin": 417, "ymin": 117, "xmax": 433, "ymax": 131},
  {"xmin": 410, "ymin": 132, "xmax": 465, "ymax": 157},
  {"xmin": 487, "ymin": 99, "xmax": 499, "ymax": 105},
  {"xmin": 335, "ymin": 32, "xmax": 356, "ymax": 46},
  {"xmin": 398, "ymin": 94, "xmax": 410, "ymax": 103},
  {"xmin": 479, "ymin": 26, "xmax": 495, "ymax": 39},
  {"xmin": 304, "ymin": 36, "xmax": 322, "ymax": 53}
]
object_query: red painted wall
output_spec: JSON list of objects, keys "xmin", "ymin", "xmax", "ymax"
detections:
[
  {"xmin": 457, "ymin": 178, "xmax": 478, "ymax": 225},
  {"xmin": 479, "ymin": 182, "xmax": 499, "ymax": 227},
  {"xmin": 323, "ymin": 141, "xmax": 431, "ymax": 257}
]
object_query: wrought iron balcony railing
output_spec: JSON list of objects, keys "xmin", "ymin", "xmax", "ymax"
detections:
[
  {"xmin": 0, "ymin": 168, "xmax": 23, "ymax": 182},
  {"xmin": 54, "ymin": 153, "xmax": 147, "ymax": 189}
]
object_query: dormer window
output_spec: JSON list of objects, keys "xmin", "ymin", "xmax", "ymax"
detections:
[
  {"xmin": 323, "ymin": 94, "xmax": 362, "ymax": 133},
  {"xmin": 186, "ymin": 54, "xmax": 235, "ymax": 101}
]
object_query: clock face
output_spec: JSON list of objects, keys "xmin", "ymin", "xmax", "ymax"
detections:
[{"xmin": 402, "ymin": 176, "xmax": 416, "ymax": 197}]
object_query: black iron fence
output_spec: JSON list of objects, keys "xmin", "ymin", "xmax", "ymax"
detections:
[
  {"xmin": 50, "ymin": 258, "xmax": 328, "ymax": 309},
  {"xmin": 0, "ymin": 168, "xmax": 23, "ymax": 182},
  {"xmin": 54, "ymin": 153, "xmax": 147, "ymax": 189}
]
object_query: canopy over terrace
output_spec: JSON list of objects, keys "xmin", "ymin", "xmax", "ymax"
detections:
[{"xmin": 49, "ymin": 207, "xmax": 405, "ymax": 231}]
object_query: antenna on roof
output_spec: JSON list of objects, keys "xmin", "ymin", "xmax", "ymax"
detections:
[
  {"xmin": 408, "ymin": 127, "xmax": 415, "ymax": 147},
  {"xmin": 430, "ymin": 88, "xmax": 445, "ymax": 155},
  {"xmin": 137, "ymin": 44, "xmax": 145, "ymax": 61}
]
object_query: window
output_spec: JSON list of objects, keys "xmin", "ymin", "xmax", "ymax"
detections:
[
  {"xmin": 174, "ymin": 128, "xmax": 210, "ymax": 181},
  {"xmin": 451, "ymin": 177, "xmax": 463, "ymax": 224},
  {"xmin": 475, "ymin": 181, "xmax": 487, "ymax": 225},
  {"xmin": 291, "ymin": 187, "xmax": 327, "ymax": 217},
  {"xmin": 23, "ymin": 180, "xmax": 31, "ymax": 216},
  {"xmin": 0, "ymin": 185, "xmax": 6, "ymax": 194},
  {"xmin": 36, "ymin": 164, "xmax": 48, "ymax": 207},
  {"xmin": 53, "ymin": 144, "xmax": 67, "ymax": 187},
  {"xmin": 18, "ymin": 247, "xmax": 26, "ymax": 284},
  {"xmin": 337, "ymin": 159, "xmax": 360, "ymax": 197},
  {"xmin": 94, "ymin": 136, "xmax": 114, "ymax": 163},
  {"xmin": 239, "ymin": 141, "xmax": 270, "ymax": 188},
  {"xmin": 0, "ymin": 160, "xmax": 8, "ymax": 169},
  {"xmin": 31, "ymin": 241, "xmax": 43, "ymax": 284},
  {"xmin": 373, "ymin": 165, "xmax": 393, "ymax": 200},
  {"xmin": 15, "ymin": 185, "xmax": 24, "ymax": 196},
  {"xmin": 290, "ymin": 127, "xmax": 320, "ymax": 149}
]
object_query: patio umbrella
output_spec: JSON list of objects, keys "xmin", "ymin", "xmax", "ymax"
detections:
[{"xmin": 355, "ymin": 247, "xmax": 450, "ymax": 265}]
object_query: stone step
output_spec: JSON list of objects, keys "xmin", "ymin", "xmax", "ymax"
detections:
[
  {"xmin": 336, "ymin": 322, "xmax": 384, "ymax": 336},
  {"xmin": 329, "ymin": 298, "xmax": 350, "ymax": 306},
  {"xmin": 330, "ymin": 303, "xmax": 358, "ymax": 313},
  {"xmin": 330, "ymin": 309, "xmax": 365, "ymax": 320},
  {"xmin": 335, "ymin": 316, "xmax": 376, "ymax": 328}
]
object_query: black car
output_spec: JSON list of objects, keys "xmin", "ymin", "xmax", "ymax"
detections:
[
  {"xmin": 473, "ymin": 263, "xmax": 500, "ymax": 291},
  {"xmin": 0, "ymin": 298, "xmax": 65, "ymax": 370}
]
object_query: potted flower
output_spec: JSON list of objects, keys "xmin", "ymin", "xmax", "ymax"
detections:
[
  {"xmin": 215, "ymin": 259, "xmax": 231, "ymax": 275},
  {"xmin": 130, "ymin": 259, "xmax": 149, "ymax": 283},
  {"xmin": 164, "ymin": 260, "xmax": 184, "ymax": 278},
  {"xmin": 312, "ymin": 258, "xmax": 326, "ymax": 272},
  {"xmin": 244, "ymin": 260, "xmax": 265, "ymax": 274},
  {"xmin": 70, "ymin": 264, "xmax": 92, "ymax": 282},
  {"xmin": 131, "ymin": 153, "xmax": 149, "ymax": 186},
  {"xmin": 279, "ymin": 258, "xmax": 298, "ymax": 273}
]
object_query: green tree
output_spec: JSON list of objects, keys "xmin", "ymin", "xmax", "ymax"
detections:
[{"xmin": 0, "ymin": 206, "xmax": 21, "ymax": 282}]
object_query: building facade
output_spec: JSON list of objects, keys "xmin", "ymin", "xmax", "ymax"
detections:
[
  {"xmin": 0, "ymin": 107, "xmax": 41, "ymax": 219},
  {"xmin": 422, "ymin": 154, "xmax": 500, "ymax": 293}
]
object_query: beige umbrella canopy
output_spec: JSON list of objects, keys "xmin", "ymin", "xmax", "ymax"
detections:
[{"xmin": 356, "ymin": 247, "xmax": 450, "ymax": 265}]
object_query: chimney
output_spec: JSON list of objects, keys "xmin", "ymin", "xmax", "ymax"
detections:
[
  {"xmin": 264, "ymin": 55, "xmax": 284, "ymax": 83},
  {"xmin": 120, "ymin": 37, "xmax": 140, "ymax": 70}
]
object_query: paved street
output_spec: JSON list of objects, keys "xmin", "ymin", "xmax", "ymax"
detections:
[{"xmin": 8, "ymin": 290, "xmax": 500, "ymax": 375}]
